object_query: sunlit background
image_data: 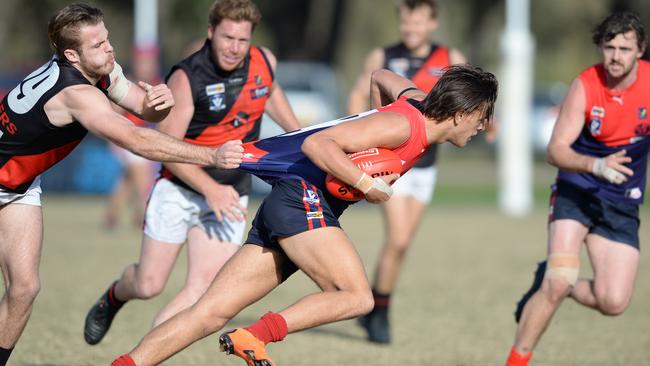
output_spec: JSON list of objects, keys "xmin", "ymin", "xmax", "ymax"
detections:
[{"xmin": 1, "ymin": 0, "xmax": 648, "ymax": 209}]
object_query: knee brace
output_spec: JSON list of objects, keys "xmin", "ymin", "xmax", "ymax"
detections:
[{"xmin": 544, "ymin": 253, "xmax": 579, "ymax": 286}]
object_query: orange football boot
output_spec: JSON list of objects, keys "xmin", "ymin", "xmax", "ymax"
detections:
[{"xmin": 219, "ymin": 328, "xmax": 276, "ymax": 366}]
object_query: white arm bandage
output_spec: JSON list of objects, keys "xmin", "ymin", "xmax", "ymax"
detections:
[{"xmin": 107, "ymin": 62, "xmax": 132, "ymax": 104}]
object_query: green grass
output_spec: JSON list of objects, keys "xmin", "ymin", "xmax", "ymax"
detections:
[{"xmin": 5, "ymin": 193, "xmax": 650, "ymax": 365}]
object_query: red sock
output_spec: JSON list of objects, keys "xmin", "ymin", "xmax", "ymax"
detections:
[
  {"xmin": 505, "ymin": 346, "xmax": 532, "ymax": 366},
  {"xmin": 108, "ymin": 282, "xmax": 126, "ymax": 308},
  {"xmin": 111, "ymin": 354, "xmax": 136, "ymax": 366},
  {"xmin": 245, "ymin": 312, "xmax": 288, "ymax": 345}
]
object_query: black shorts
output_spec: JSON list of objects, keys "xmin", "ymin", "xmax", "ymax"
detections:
[
  {"xmin": 245, "ymin": 179, "xmax": 351, "ymax": 280},
  {"xmin": 549, "ymin": 181, "xmax": 640, "ymax": 249}
]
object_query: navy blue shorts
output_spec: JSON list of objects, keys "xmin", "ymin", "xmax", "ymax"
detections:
[
  {"xmin": 245, "ymin": 179, "xmax": 351, "ymax": 280},
  {"xmin": 549, "ymin": 181, "xmax": 640, "ymax": 250}
]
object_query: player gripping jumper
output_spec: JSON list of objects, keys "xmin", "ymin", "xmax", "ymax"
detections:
[{"xmin": 109, "ymin": 65, "xmax": 497, "ymax": 366}]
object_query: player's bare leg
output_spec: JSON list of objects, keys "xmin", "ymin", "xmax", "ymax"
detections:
[
  {"xmin": 215, "ymin": 227, "xmax": 373, "ymax": 366},
  {"xmin": 362, "ymin": 195, "xmax": 426, "ymax": 343},
  {"xmin": 118, "ymin": 244, "xmax": 283, "ymax": 366},
  {"xmin": 275, "ymin": 227, "xmax": 373, "ymax": 331},
  {"xmin": 0, "ymin": 204, "xmax": 43, "ymax": 364},
  {"xmin": 508, "ymin": 220, "xmax": 586, "ymax": 365},
  {"xmin": 104, "ymin": 177, "xmax": 129, "ymax": 230},
  {"xmin": 374, "ymin": 196, "xmax": 426, "ymax": 293},
  {"xmin": 151, "ymin": 227, "xmax": 239, "ymax": 326},
  {"xmin": 116, "ymin": 236, "xmax": 184, "ymax": 300},
  {"xmin": 85, "ymin": 235, "xmax": 182, "ymax": 345},
  {"xmin": 570, "ymin": 234, "xmax": 638, "ymax": 314},
  {"xmin": 127, "ymin": 162, "xmax": 152, "ymax": 227}
]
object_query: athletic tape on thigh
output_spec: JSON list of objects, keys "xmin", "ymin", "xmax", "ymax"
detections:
[{"xmin": 544, "ymin": 253, "xmax": 579, "ymax": 286}]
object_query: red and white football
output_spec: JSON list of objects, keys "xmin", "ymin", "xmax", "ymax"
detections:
[{"xmin": 325, "ymin": 148, "xmax": 402, "ymax": 201}]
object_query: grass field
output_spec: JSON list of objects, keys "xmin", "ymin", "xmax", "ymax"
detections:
[{"xmin": 7, "ymin": 156, "xmax": 650, "ymax": 365}]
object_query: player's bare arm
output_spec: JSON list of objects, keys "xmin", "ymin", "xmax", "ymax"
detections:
[
  {"xmin": 302, "ymin": 113, "xmax": 407, "ymax": 202},
  {"xmin": 100, "ymin": 61, "xmax": 173, "ymax": 122},
  {"xmin": 370, "ymin": 69, "xmax": 425, "ymax": 108},
  {"xmin": 60, "ymin": 85, "xmax": 243, "ymax": 168},
  {"xmin": 348, "ymin": 48, "xmax": 385, "ymax": 114},
  {"xmin": 260, "ymin": 47, "xmax": 300, "ymax": 132},
  {"xmin": 156, "ymin": 69, "xmax": 246, "ymax": 222},
  {"xmin": 449, "ymin": 48, "xmax": 467, "ymax": 65},
  {"xmin": 112, "ymin": 73, "xmax": 175, "ymax": 123},
  {"xmin": 547, "ymin": 78, "xmax": 632, "ymax": 183}
]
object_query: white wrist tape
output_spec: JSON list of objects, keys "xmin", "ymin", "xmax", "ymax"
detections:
[
  {"xmin": 369, "ymin": 177, "xmax": 393, "ymax": 196},
  {"xmin": 353, "ymin": 173, "xmax": 374, "ymax": 194},
  {"xmin": 591, "ymin": 158, "xmax": 626, "ymax": 184},
  {"xmin": 352, "ymin": 172, "xmax": 393, "ymax": 196}
]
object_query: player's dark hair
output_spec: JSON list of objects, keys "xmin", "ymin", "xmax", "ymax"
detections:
[
  {"xmin": 400, "ymin": 0, "xmax": 437, "ymax": 18},
  {"xmin": 592, "ymin": 11, "xmax": 647, "ymax": 51},
  {"xmin": 421, "ymin": 64, "xmax": 498, "ymax": 123},
  {"xmin": 48, "ymin": 3, "xmax": 104, "ymax": 60},
  {"xmin": 209, "ymin": 0, "xmax": 261, "ymax": 29}
]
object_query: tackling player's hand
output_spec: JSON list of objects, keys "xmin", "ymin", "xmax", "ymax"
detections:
[
  {"xmin": 214, "ymin": 140, "xmax": 243, "ymax": 169},
  {"xmin": 364, "ymin": 173, "xmax": 400, "ymax": 203},
  {"xmin": 591, "ymin": 150, "xmax": 633, "ymax": 184},
  {"xmin": 139, "ymin": 81, "xmax": 175, "ymax": 112},
  {"xmin": 204, "ymin": 183, "xmax": 247, "ymax": 222}
]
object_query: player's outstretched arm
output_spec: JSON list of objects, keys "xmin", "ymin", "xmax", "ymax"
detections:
[
  {"xmin": 369, "ymin": 69, "xmax": 425, "ymax": 109},
  {"xmin": 547, "ymin": 78, "xmax": 632, "ymax": 184},
  {"xmin": 65, "ymin": 85, "xmax": 242, "ymax": 168}
]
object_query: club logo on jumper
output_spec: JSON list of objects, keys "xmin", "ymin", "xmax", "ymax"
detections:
[
  {"xmin": 625, "ymin": 187, "xmax": 642, "ymax": 200},
  {"xmin": 250, "ymin": 86, "xmax": 269, "ymax": 100},
  {"xmin": 206, "ymin": 83, "xmax": 225, "ymax": 95},
  {"xmin": 255, "ymin": 75, "xmax": 263, "ymax": 85},
  {"xmin": 639, "ymin": 107, "xmax": 647, "ymax": 120},
  {"xmin": 589, "ymin": 106, "xmax": 604, "ymax": 136},
  {"xmin": 306, "ymin": 211, "xmax": 324, "ymax": 220},
  {"xmin": 589, "ymin": 119, "xmax": 602, "ymax": 136},
  {"xmin": 591, "ymin": 106, "xmax": 605, "ymax": 118},
  {"xmin": 303, "ymin": 189, "xmax": 320, "ymax": 205},
  {"xmin": 206, "ymin": 83, "xmax": 226, "ymax": 111}
]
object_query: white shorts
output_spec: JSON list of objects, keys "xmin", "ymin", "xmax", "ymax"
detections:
[
  {"xmin": 143, "ymin": 178, "xmax": 248, "ymax": 245},
  {"xmin": 392, "ymin": 166, "xmax": 437, "ymax": 204},
  {"xmin": 0, "ymin": 177, "xmax": 42, "ymax": 207}
]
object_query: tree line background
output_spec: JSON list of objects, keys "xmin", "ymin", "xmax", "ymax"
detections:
[{"xmin": 1, "ymin": 0, "xmax": 649, "ymax": 95}]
